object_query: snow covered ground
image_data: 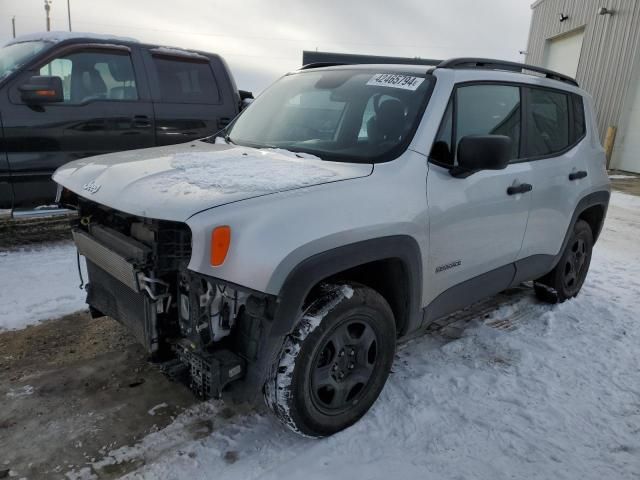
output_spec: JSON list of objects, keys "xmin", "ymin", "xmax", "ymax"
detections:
[
  {"xmin": 57, "ymin": 191, "xmax": 639, "ymax": 480},
  {"xmin": 1, "ymin": 192, "xmax": 638, "ymax": 479},
  {"xmin": 0, "ymin": 243, "xmax": 87, "ymax": 331}
]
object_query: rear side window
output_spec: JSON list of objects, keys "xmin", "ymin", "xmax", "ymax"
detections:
[
  {"xmin": 152, "ymin": 56, "xmax": 220, "ymax": 104},
  {"xmin": 525, "ymin": 88, "xmax": 569, "ymax": 157}
]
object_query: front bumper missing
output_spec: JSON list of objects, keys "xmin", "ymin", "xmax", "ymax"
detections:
[
  {"xmin": 73, "ymin": 227, "xmax": 248, "ymax": 399},
  {"xmin": 171, "ymin": 341, "xmax": 245, "ymax": 399}
]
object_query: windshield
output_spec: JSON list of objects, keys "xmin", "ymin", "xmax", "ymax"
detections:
[
  {"xmin": 0, "ymin": 41, "xmax": 52, "ymax": 81},
  {"xmin": 225, "ymin": 69, "xmax": 434, "ymax": 163}
]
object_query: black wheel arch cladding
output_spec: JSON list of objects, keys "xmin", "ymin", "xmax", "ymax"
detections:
[{"xmin": 245, "ymin": 235, "xmax": 422, "ymax": 401}]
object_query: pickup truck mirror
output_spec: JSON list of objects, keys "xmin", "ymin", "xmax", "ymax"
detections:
[
  {"xmin": 19, "ymin": 76, "xmax": 64, "ymax": 104},
  {"xmin": 239, "ymin": 89, "xmax": 254, "ymax": 110},
  {"xmin": 451, "ymin": 135, "xmax": 511, "ymax": 178}
]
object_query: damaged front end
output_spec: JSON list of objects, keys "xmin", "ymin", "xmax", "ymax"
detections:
[{"xmin": 70, "ymin": 197, "xmax": 272, "ymax": 399}]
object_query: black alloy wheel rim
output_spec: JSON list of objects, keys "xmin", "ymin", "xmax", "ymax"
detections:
[
  {"xmin": 310, "ymin": 316, "xmax": 379, "ymax": 416},
  {"xmin": 563, "ymin": 236, "xmax": 588, "ymax": 293}
]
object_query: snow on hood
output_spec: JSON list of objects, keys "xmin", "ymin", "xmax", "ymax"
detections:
[
  {"xmin": 53, "ymin": 141, "xmax": 372, "ymax": 222},
  {"xmin": 155, "ymin": 148, "xmax": 340, "ymax": 195}
]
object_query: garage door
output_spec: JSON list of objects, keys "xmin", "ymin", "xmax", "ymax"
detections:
[
  {"xmin": 544, "ymin": 28, "xmax": 585, "ymax": 78},
  {"xmin": 614, "ymin": 78, "xmax": 640, "ymax": 173}
]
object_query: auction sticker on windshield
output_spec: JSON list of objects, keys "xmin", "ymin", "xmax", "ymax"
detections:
[{"xmin": 366, "ymin": 73, "xmax": 425, "ymax": 91}]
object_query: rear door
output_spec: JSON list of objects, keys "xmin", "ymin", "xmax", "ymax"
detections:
[
  {"xmin": 0, "ymin": 112, "xmax": 13, "ymax": 209},
  {"xmin": 426, "ymin": 83, "xmax": 533, "ymax": 309},
  {"xmin": 516, "ymin": 86, "xmax": 587, "ymax": 273},
  {"xmin": 142, "ymin": 49, "xmax": 238, "ymax": 145},
  {"xmin": 3, "ymin": 44, "xmax": 154, "ymax": 208}
]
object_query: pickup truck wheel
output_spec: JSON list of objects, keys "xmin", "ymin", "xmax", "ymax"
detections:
[
  {"xmin": 265, "ymin": 283, "xmax": 396, "ymax": 437},
  {"xmin": 534, "ymin": 219, "xmax": 593, "ymax": 304}
]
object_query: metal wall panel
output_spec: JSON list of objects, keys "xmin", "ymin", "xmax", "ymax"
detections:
[{"xmin": 526, "ymin": 0, "xmax": 640, "ymax": 141}]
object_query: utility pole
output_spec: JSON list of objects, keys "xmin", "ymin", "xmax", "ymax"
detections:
[
  {"xmin": 44, "ymin": 0, "xmax": 52, "ymax": 32},
  {"xmin": 67, "ymin": 0, "xmax": 72, "ymax": 31},
  {"xmin": 11, "ymin": 16, "xmax": 16, "ymax": 38}
]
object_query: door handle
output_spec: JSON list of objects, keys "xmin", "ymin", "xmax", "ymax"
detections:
[
  {"xmin": 569, "ymin": 170, "xmax": 588, "ymax": 181},
  {"xmin": 132, "ymin": 115, "xmax": 152, "ymax": 128},
  {"xmin": 507, "ymin": 183, "xmax": 533, "ymax": 195}
]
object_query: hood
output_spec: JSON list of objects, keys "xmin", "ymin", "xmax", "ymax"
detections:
[{"xmin": 53, "ymin": 141, "xmax": 373, "ymax": 222}]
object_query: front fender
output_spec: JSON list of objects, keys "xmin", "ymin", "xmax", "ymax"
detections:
[
  {"xmin": 236, "ymin": 235, "xmax": 424, "ymax": 403},
  {"xmin": 272, "ymin": 235, "xmax": 424, "ymax": 338}
]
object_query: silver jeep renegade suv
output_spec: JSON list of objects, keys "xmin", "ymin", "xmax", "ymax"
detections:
[{"xmin": 54, "ymin": 58, "xmax": 610, "ymax": 437}]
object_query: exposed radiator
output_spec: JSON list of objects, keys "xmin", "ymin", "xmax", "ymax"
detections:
[{"xmin": 72, "ymin": 228, "xmax": 143, "ymax": 292}]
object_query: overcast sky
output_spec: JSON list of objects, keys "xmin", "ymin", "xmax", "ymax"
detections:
[{"xmin": 0, "ymin": 0, "xmax": 533, "ymax": 92}]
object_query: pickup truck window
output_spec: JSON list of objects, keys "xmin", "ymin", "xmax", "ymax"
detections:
[
  {"xmin": 0, "ymin": 41, "xmax": 51, "ymax": 80},
  {"xmin": 38, "ymin": 51, "xmax": 138, "ymax": 103},
  {"xmin": 152, "ymin": 57, "xmax": 220, "ymax": 104},
  {"xmin": 226, "ymin": 69, "xmax": 434, "ymax": 163}
]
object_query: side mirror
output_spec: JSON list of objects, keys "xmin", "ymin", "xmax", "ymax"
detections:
[
  {"xmin": 451, "ymin": 135, "xmax": 512, "ymax": 178},
  {"xmin": 19, "ymin": 76, "xmax": 64, "ymax": 104}
]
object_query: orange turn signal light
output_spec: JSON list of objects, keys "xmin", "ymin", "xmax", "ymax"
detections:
[
  {"xmin": 35, "ymin": 89, "xmax": 56, "ymax": 97},
  {"xmin": 211, "ymin": 226, "xmax": 231, "ymax": 266}
]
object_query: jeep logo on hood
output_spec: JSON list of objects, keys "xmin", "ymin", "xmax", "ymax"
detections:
[{"xmin": 82, "ymin": 180, "xmax": 101, "ymax": 194}]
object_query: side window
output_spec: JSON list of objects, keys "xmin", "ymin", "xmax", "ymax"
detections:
[
  {"xmin": 39, "ymin": 51, "xmax": 138, "ymax": 104},
  {"xmin": 571, "ymin": 94, "xmax": 586, "ymax": 143},
  {"xmin": 40, "ymin": 58, "xmax": 72, "ymax": 101},
  {"xmin": 455, "ymin": 85, "xmax": 521, "ymax": 161},
  {"xmin": 430, "ymin": 100, "xmax": 454, "ymax": 165},
  {"xmin": 152, "ymin": 56, "xmax": 220, "ymax": 104},
  {"xmin": 525, "ymin": 88, "xmax": 570, "ymax": 157}
]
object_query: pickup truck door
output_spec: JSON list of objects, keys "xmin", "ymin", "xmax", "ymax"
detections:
[
  {"xmin": 425, "ymin": 84, "xmax": 533, "ymax": 317},
  {"xmin": 0, "ymin": 112, "xmax": 13, "ymax": 209},
  {"xmin": 142, "ymin": 49, "xmax": 239, "ymax": 145},
  {"xmin": 3, "ymin": 43, "xmax": 155, "ymax": 208}
]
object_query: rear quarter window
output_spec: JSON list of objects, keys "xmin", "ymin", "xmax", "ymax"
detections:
[
  {"xmin": 152, "ymin": 56, "xmax": 220, "ymax": 104},
  {"xmin": 571, "ymin": 94, "xmax": 586, "ymax": 143}
]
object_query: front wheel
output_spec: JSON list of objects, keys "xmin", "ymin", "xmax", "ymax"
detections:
[
  {"xmin": 535, "ymin": 219, "xmax": 593, "ymax": 303},
  {"xmin": 265, "ymin": 283, "xmax": 396, "ymax": 437}
]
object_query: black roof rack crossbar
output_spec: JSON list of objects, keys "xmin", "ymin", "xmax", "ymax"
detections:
[
  {"xmin": 300, "ymin": 62, "xmax": 348, "ymax": 70},
  {"xmin": 437, "ymin": 58, "xmax": 579, "ymax": 87}
]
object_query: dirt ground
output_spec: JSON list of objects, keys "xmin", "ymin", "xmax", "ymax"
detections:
[
  {"xmin": 0, "ymin": 313, "xmax": 199, "ymax": 479},
  {"xmin": 609, "ymin": 171, "xmax": 640, "ymax": 196}
]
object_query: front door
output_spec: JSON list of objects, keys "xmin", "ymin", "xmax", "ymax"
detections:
[
  {"xmin": 3, "ymin": 45, "xmax": 154, "ymax": 208},
  {"xmin": 425, "ymin": 83, "xmax": 533, "ymax": 313}
]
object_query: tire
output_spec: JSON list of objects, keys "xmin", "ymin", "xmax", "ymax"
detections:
[
  {"xmin": 534, "ymin": 219, "xmax": 593, "ymax": 304},
  {"xmin": 264, "ymin": 283, "xmax": 396, "ymax": 437}
]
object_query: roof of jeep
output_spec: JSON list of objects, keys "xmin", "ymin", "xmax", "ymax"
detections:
[
  {"xmin": 298, "ymin": 57, "xmax": 580, "ymax": 90},
  {"xmin": 297, "ymin": 63, "xmax": 434, "ymax": 75}
]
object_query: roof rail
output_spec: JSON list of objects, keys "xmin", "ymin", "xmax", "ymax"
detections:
[
  {"xmin": 436, "ymin": 58, "xmax": 579, "ymax": 87},
  {"xmin": 300, "ymin": 62, "xmax": 347, "ymax": 70}
]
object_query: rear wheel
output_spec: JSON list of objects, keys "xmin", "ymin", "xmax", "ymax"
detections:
[
  {"xmin": 534, "ymin": 219, "xmax": 593, "ymax": 303},
  {"xmin": 265, "ymin": 283, "xmax": 396, "ymax": 437}
]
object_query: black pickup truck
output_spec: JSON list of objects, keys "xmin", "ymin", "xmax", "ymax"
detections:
[{"xmin": 0, "ymin": 32, "xmax": 250, "ymax": 209}]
